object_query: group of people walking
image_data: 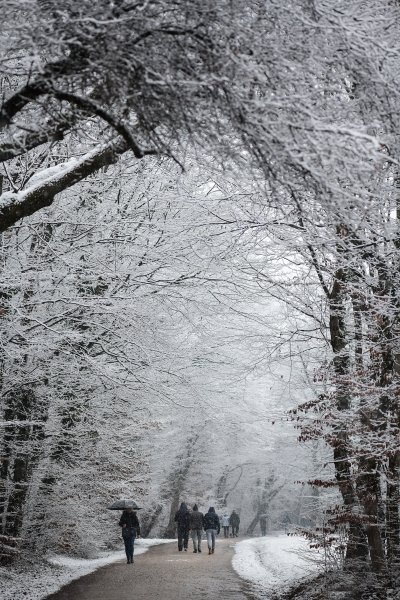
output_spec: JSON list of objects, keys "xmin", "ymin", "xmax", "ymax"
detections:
[
  {"xmin": 118, "ymin": 503, "xmax": 241, "ymax": 563},
  {"xmin": 174, "ymin": 503, "xmax": 240, "ymax": 555}
]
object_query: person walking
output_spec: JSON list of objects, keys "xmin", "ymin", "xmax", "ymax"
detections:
[
  {"xmin": 189, "ymin": 504, "xmax": 204, "ymax": 553},
  {"xmin": 260, "ymin": 515, "xmax": 267, "ymax": 536},
  {"xmin": 174, "ymin": 502, "xmax": 190, "ymax": 552},
  {"xmin": 119, "ymin": 508, "xmax": 140, "ymax": 564},
  {"xmin": 221, "ymin": 513, "xmax": 230, "ymax": 538},
  {"xmin": 203, "ymin": 506, "xmax": 220, "ymax": 554},
  {"xmin": 229, "ymin": 510, "xmax": 240, "ymax": 537}
]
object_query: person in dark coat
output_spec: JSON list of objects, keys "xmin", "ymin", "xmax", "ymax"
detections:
[
  {"xmin": 229, "ymin": 510, "xmax": 240, "ymax": 537},
  {"xmin": 260, "ymin": 515, "xmax": 267, "ymax": 536},
  {"xmin": 189, "ymin": 504, "xmax": 204, "ymax": 553},
  {"xmin": 119, "ymin": 508, "xmax": 140, "ymax": 564},
  {"xmin": 203, "ymin": 506, "xmax": 220, "ymax": 554},
  {"xmin": 174, "ymin": 502, "xmax": 190, "ymax": 551}
]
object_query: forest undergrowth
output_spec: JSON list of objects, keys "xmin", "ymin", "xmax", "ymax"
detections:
[{"xmin": 272, "ymin": 569, "xmax": 400, "ymax": 600}]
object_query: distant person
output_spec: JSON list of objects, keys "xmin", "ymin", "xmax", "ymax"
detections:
[
  {"xmin": 119, "ymin": 508, "xmax": 140, "ymax": 564},
  {"xmin": 203, "ymin": 506, "xmax": 220, "ymax": 554},
  {"xmin": 221, "ymin": 513, "xmax": 230, "ymax": 538},
  {"xmin": 229, "ymin": 510, "xmax": 240, "ymax": 537},
  {"xmin": 174, "ymin": 502, "xmax": 190, "ymax": 552},
  {"xmin": 282, "ymin": 512, "xmax": 292, "ymax": 533},
  {"xmin": 189, "ymin": 504, "xmax": 204, "ymax": 553},
  {"xmin": 260, "ymin": 515, "xmax": 267, "ymax": 536}
]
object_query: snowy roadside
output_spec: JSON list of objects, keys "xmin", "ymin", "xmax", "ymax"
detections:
[
  {"xmin": 232, "ymin": 534, "xmax": 323, "ymax": 598},
  {"xmin": 0, "ymin": 538, "xmax": 174, "ymax": 600}
]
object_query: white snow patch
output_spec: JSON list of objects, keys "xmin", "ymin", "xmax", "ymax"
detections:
[
  {"xmin": 0, "ymin": 539, "xmax": 174, "ymax": 600},
  {"xmin": 232, "ymin": 534, "xmax": 323, "ymax": 596},
  {"xmin": 27, "ymin": 160, "xmax": 79, "ymax": 189},
  {"xmin": 0, "ymin": 143, "xmax": 111, "ymax": 211}
]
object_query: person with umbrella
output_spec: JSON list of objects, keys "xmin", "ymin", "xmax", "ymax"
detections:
[
  {"xmin": 119, "ymin": 507, "xmax": 140, "ymax": 564},
  {"xmin": 108, "ymin": 500, "xmax": 141, "ymax": 564}
]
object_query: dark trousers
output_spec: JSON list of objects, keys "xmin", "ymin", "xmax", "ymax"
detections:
[
  {"xmin": 177, "ymin": 526, "xmax": 189, "ymax": 551},
  {"xmin": 231, "ymin": 525, "xmax": 239, "ymax": 537},
  {"xmin": 223, "ymin": 526, "xmax": 229, "ymax": 538},
  {"xmin": 123, "ymin": 534, "xmax": 135, "ymax": 560}
]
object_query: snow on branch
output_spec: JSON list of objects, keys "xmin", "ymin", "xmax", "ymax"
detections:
[
  {"xmin": 0, "ymin": 138, "xmax": 130, "ymax": 232},
  {"xmin": 0, "ymin": 117, "xmax": 73, "ymax": 163},
  {"xmin": 52, "ymin": 91, "xmax": 155, "ymax": 159}
]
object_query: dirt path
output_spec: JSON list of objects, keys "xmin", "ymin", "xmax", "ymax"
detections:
[{"xmin": 44, "ymin": 538, "xmax": 254, "ymax": 600}]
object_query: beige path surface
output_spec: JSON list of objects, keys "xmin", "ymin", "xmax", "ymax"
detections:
[{"xmin": 44, "ymin": 538, "xmax": 255, "ymax": 600}]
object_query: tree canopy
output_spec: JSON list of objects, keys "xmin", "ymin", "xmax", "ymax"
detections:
[{"xmin": 3, "ymin": 0, "xmax": 400, "ymax": 589}]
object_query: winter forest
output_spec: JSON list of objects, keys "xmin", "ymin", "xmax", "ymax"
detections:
[{"xmin": 1, "ymin": 1, "xmax": 400, "ymax": 598}]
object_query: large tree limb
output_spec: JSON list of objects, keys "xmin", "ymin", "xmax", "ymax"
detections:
[
  {"xmin": 0, "ymin": 81, "xmax": 49, "ymax": 129},
  {"xmin": 0, "ymin": 138, "xmax": 134, "ymax": 231},
  {"xmin": 0, "ymin": 118, "xmax": 73, "ymax": 163},
  {"xmin": 0, "ymin": 59, "xmax": 72, "ymax": 129},
  {"xmin": 52, "ymin": 91, "xmax": 146, "ymax": 158},
  {"xmin": 1, "ymin": 85, "xmax": 150, "ymax": 161}
]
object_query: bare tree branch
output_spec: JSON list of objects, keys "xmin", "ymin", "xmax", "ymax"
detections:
[
  {"xmin": 0, "ymin": 118, "xmax": 73, "ymax": 163},
  {"xmin": 52, "ymin": 91, "xmax": 148, "ymax": 158},
  {"xmin": 0, "ymin": 138, "xmax": 133, "ymax": 231}
]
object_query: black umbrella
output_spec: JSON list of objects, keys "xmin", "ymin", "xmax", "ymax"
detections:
[{"xmin": 107, "ymin": 500, "xmax": 143, "ymax": 510}]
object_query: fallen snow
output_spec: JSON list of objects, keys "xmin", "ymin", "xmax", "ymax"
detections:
[
  {"xmin": 232, "ymin": 534, "xmax": 323, "ymax": 596},
  {"xmin": 0, "ymin": 539, "xmax": 174, "ymax": 600},
  {"xmin": 0, "ymin": 142, "xmax": 111, "ymax": 211}
]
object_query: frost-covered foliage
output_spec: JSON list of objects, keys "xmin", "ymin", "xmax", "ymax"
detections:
[
  {"xmin": 1, "ymin": 0, "xmax": 400, "ymax": 586},
  {"xmin": 0, "ymin": 1, "xmax": 396, "ymax": 229},
  {"xmin": 0, "ymin": 152, "xmax": 316, "ymax": 560}
]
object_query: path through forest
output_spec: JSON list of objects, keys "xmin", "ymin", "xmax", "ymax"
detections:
[{"xmin": 44, "ymin": 539, "xmax": 254, "ymax": 600}]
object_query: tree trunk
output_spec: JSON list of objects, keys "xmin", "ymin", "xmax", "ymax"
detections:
[
  {"xmin": 329, "ymin": 262, "xmax": 368, "ymax": 563},
  {"xmin": 386, "ymin": 451, "xmax": 400, "ymax": 563},
  {"xmin": 0, "ymin": 387, "xmax": 47, "ymax": 562},
  {"xmin": 247, "ymin": 508, "xmax": 263, "ymax": 535},
  {"xmin": 164, "ymin": 491, "xmax": 180, "ymax": 539},
  {"xmin": 356, "ymin": 457, "xmax": 385, "ymax": 571}
]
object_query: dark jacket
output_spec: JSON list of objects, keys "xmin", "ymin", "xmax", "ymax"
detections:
[
  {"xmin": 189, "ymin": 506, "xmax": 204, "ymax": 530},
  {"xmin": 119, "ymin": 510, "xmax": 140, "ymax": 537},
  {"xmin": 229, "ymin": 511, "xmax": 240, "ymax": 527},
  {"xmin": 203, "ymin": 508, "xmax": 220, "ymax": 533},
  {"xmin": 174, "ymin": 502, "xmax": 190, "ymax": 530}
]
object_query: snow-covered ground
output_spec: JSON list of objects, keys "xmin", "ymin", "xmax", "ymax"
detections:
[
  {"xmin": 0, "ymin": 539, "xmax": 174, "ymax": 600},
  {"xmin": 233, "ymin": 533, "xmax": 324, "ymax": 597},
  {"xmin": 1, "ymin": 534, "xmax": 326, "ymax": 600}
]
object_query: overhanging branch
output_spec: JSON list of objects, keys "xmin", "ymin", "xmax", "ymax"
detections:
[
  {"xmin": 52, "ymin": 91, "xmax": 148, "ymax": 158},
  {"xmin": 0, "ymin": 118, "xmax": 72, "ymax": 163},
  {"xmin": 0, "ymin": 138, "xmax": 132, "ymax": 231}
]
